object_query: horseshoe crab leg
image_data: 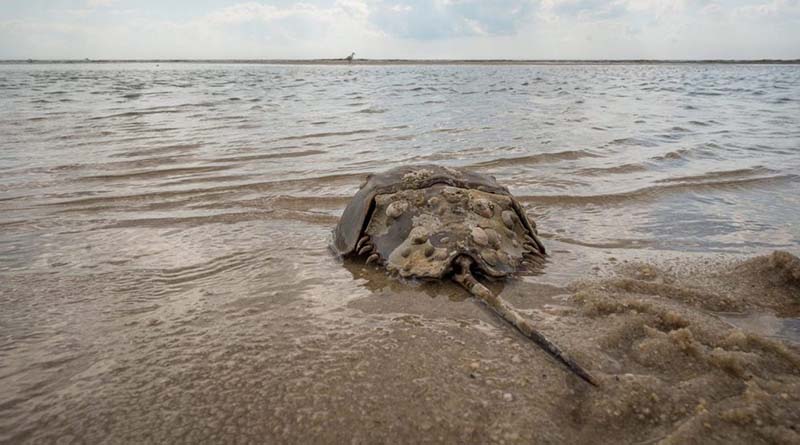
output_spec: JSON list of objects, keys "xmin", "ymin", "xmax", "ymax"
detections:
[
  {"xmin": 356, "ymin": 235, "xmax": 371, "ymax": 251},
  {"xmin": 452, "ymin": 255, "xmax": 599, "ymax": 387}
]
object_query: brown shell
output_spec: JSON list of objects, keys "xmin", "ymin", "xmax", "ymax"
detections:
[{"xmin": 331, "ymin": 165, "xmax": 545, "ymax": 278}]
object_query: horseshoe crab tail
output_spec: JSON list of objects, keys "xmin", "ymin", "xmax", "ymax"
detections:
[{"xmin": 452, "ymin": 255, "xmax": 599, "ymax": 387}]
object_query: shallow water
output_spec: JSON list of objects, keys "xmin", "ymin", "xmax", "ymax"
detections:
[{"xmin": 1, "ymin": 63, "xmax": 799, "ymax": 443}]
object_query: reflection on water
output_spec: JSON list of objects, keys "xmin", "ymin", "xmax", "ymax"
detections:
[{"xmin": 1, "ymin": 63, "xmax": 799, "ymax": 443}]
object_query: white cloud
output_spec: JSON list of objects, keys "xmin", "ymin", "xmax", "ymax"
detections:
[
  {"xmin": 0, "ymin": 0, "xmax": 798, "ymax": 59},
  {"xmin": 204, "ymin": 2, "xmax": 326, "ymax": 25},
  {"xmin": 370, "ymin": 0, "xmax": 537, "ymax": 39},
  {"xmin": 86, "ymin": 0, "xmax": 118, "ymax": 8},
  {"xmin": 734, "ymin": 0, "xmax": 800, "ymax": 18}
]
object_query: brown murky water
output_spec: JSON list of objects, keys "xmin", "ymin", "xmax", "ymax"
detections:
[{"xmin": 1, "ymin": 63, "xmax": 799, "ymax": 444}]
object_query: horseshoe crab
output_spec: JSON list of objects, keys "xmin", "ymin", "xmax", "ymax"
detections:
[{"xmin": 332, "ymin": 165, "xmax": 597, "ymax": 386}]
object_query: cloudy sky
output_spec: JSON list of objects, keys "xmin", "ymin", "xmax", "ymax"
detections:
[{"xmin": 1, "ymin": 0, "xmax": 798, "ymax": 59}]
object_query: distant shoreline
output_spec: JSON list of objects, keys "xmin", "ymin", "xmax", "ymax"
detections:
[{"xmin": 2, "ymin": 58, "xmax": 800, "ymax": 65}]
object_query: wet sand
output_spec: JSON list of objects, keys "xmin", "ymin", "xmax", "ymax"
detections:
[{"xmin": 2, "ymin": 244, "xmax": 798, "ymax": 444}]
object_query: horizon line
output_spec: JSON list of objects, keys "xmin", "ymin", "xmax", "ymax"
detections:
[{"xmin": 2, "ymin": 58, "xmax": 800, "ymax": 65}]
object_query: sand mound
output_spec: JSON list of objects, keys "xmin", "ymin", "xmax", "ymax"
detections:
[
  {"xmin": 738, "ymin": 250, "xmax": 800, "ymax": 291},
  {"xmin": 562, "ymin": 251, "xmax": 800, "ymax": 444}
]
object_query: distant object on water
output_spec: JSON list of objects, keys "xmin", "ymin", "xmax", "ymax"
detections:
[{"xmin": 344, "ymin": 52, "xmax": 355, "ymax": 63}]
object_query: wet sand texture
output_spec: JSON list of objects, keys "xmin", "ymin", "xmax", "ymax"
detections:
[
  {"xmin": 565, "ymin": 250, "xmax": 800, "ymax": 444},
  {"xmin": 2, "ymin": 250, "xmax": 797, "ymax": 444}
]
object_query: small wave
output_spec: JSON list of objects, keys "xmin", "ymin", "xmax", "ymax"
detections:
[
  {"xmin": 110, "ymin": 143, "xmax": 204, "ymax": 158},
  {"xmin": 650, "ymin": 149, "xmax": 690, "ymax": 161},
  {"xmin": 276, "ymin": 129, "xmax": 376, "ymax": 142},
  {"xmin": 111, "ymin": 250, "xmax": 266, "ymax": 292},
  {"xmin": 669, "ymin": 126, "xmax": 691, "ymax": 133},
  {"xmin": 214, "ymin": 149, "xmax": 326, "ymax": 163},
  {"xmin": 89, "ymin": 109, "xmax": 183, "ymax": 120},
  {"xmin": 52, "ymin": 155, "xmax": 190, "ymax": 173},
  {"xmin": 102, "ymin": 209, "xmax": 339, "ymax": 229},
  {"xmin": 470, "ymin": 150, "xmax": 600, "ymax": 169},
  {"xmin": 517, "ymin": 174, "xmax": 797, "ymax": 207},
  {"xmin": 607, "ymin": 138, "xmax": 658, "ymax": 148},
  {"xmin": 655, "ymin": 167, "xmax": 777, "ymax": 184},
  {"xmin": 380, "ymin": 134, "xmax": 415, "ymax": 142},
  {"xmin": 574, "ymin": 163, "xmax": 648, "ymax": 176},
  {"xmin": 357, "ymin": 107, "xmax": 387, "ymax": 114},
  {"xmin": 200, "ymin": 114, "xmax": 248, "ymax": 122},
  {"xmin": 46, "ymin": 172, "xmax": 365, "ymax": 210},
  {"xmin": 427, "ymin": 127, "xmax": 469, "ymax": 135},
  {"xmin": 545, "ymin": 236, "xmax": 657, "ymax": 249},
  {"xmin": 199, "ymin": 195, "xmax": 349, "ymax": 214},
  {"xmin": 77, "ymin": 165, "xmax": 234, "ymax": 182},
  {"xmin": 162, "ymin": 174, "xmax": 256, "ymax": 187},
  {"xmin": 688, "ymin": 91, "xmax": 723, "ymax": 97}
]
